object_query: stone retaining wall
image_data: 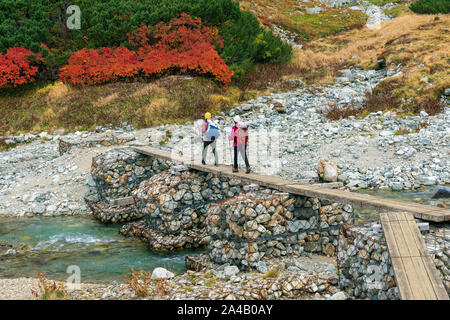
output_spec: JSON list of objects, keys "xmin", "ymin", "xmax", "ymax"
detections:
[
  {"xmin": 206, "ymin": 189, "xmax": 353, "ymax": 268},
  {"xmin": 183, "ymin": 255, "xmax": 341, "ymax": 300},
  {"xmin": 337, "ymin": 224, "xmax": 399, "ymax": 300},
  {"xmin": 84, "ymin": 194, "xmax": 141, "ymax": 223},
  {"xmin": 120, "ymin": 219, "xmax": 209, "ymax": 251},
  {"xmin": 433, "ymin": 250, "xmax": 450, "ymax": 293},
  {"xmin": 337, "ymin": 223, "xmax": 450, "ymax": 299},
  {"xmin": 86, "ymin": 147, "xmax": 171, "ymax": 223},
  {"xmin": 90, "ymin": 147, "xmax": 170, "ymax": 201},
  {"xmin": 132, "ymin": 167, "xmax": 244, "ymax": 236},
  {"xmin": 424, "ymin": 228, "xmax": 450, "ymax": 294}
]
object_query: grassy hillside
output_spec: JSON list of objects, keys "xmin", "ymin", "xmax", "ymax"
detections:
[{"xmin": 0, "ymin": 76, "xmax": 263, "ymax": 136}]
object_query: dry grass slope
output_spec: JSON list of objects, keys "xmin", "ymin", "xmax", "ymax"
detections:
[
  {"xmin": 0, "ymin": 76, "xmax": 252, "ymax": 136},
  {"xmin": 241, "ymin": 13, "xmax": 449, "ymax": 116},
  {"xmin": 296, "ymin": 14, "xmax": 450, "ymax": 111}
]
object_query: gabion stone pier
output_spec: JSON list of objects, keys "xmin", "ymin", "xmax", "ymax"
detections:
[{"xmin": 206, "ymin": 189, "xmax": 353, "ymax": 267}]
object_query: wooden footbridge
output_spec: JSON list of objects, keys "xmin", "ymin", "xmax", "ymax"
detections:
[
  {"xmin": 381, "ymin": 212, "xmax": 448, "ymax": 300},
  {"xmin": 133, "ymin": 146, "xmax": 449, "ymax": 300},
  {"xmin": 133, "ymin": 146, "xmax": 450, "ymax": 223}
]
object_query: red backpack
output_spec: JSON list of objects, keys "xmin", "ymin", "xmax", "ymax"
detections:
[{"xmin": 235, "ymin": 122, "xmax": 248, "ymax": 146}]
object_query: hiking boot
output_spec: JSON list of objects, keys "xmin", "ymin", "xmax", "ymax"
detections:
[
  {"xmin": 232, "ymin": 168, "xmax": 239, "ymax": 173},
  {"xmin": 245, "ymin": 166, "xmax": 251, "ymax": 174},
  {"xmin": 201, "ymin": 160, "xmax": 206, "ymax": 165}
]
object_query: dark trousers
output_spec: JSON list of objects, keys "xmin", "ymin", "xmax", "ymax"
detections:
[{"xmin": 234, "ymin": 144, "xmax": 249, "ymax": 169}]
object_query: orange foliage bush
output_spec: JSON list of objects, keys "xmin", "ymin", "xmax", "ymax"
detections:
[
  {"xmin": 0, "ymin": 47, "xmax": 45, "ymax": 88},
  {"xmin": 59, "ymin": 13, "xmax": 233, "ymax": 88},
  {"xmin": 59, "ymin": 47, "xmax": 139, "ymax": 86}
]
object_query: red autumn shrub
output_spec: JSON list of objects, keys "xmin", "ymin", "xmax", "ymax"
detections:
[
  {"xmin": 59, "ymin": 13, "xmax": 233, "ymax": 88},
  {"xmin": 59, "ymin": 47, "xmax": 139, "ymax": 86},
  {"xmin": 0, "ymin": 47, "xmax": 45, "ymax": 88}
]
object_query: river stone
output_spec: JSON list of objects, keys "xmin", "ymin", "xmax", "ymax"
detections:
[
  {"xmin": 331, "ymin": 291, "xmax": 347, "ymax": 300},
  {"xmin": 87, "ymin": 175, "xmax": 96, "ymax": 187},
  {"xmin": 423, "ymin": 176, "xmax": 437, "ymax": 186},
  {"xmin": 224, "ymin": 266, "xmax": 240, "ymax": 278},
  {"xmin": 432, "ymin": 186, "xmax": 450, "ymax": 199},
  {"xmin": 272, "ymin": 99, "xmax": 287, "ymax": 113},
  {"xmin": 391, "ymin": 183, "xmax": 403, "ymax": 191},
  {"xmin": 33, "ymin": 205, "xmax": 46, "ymax": 214},
  {"xmin": 151, "ymin": 267, "xmax": 175, "ymax": 280},
  {"xmin": 256, "ymin": 261, "xmax": 268, "ymax": 273},
  {"xmin": 306, "ymin": 6, "xmax": 324, "ymax": 14},
  {"xmin": 318, "ymin": 160, "xmax": 338, "ymax": 182}
]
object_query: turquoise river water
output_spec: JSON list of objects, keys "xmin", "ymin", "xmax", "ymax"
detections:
[{"xmin": 0, "ymin": 216, "xmax": 204, "ymax": 284}]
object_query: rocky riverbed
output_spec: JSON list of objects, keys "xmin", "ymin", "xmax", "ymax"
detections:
[
  {"xmin": 0, "ymin": 252, "xmax": 346, "ymax": 300},
  {"xmin": 319, "ymin": 0, "xmax": 397, "ymax": 29}
]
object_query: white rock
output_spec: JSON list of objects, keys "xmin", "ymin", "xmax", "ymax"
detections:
[
  {"xmin": 224, "ymin": 266, "xmax": 240, "ymax": 278},
  {"xmin": 151, "ymin": 267, "xmax": 175, "ymax": 280},
  {"xmin": 379, "ymin": 130, "xmax": 394, "ymax": 137},
  {"xmin": 330, "ymin": 291, "xmax": 347, "ymax": 300},
  {"xmin": 318, "ymin": 160, "xmax": 338, "ymax": 182},
  {"xmin": 420, "ymin": 110, "xmax": 429, "ymax": 117}
]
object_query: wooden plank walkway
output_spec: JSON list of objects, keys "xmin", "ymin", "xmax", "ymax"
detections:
[
  {"xmin": 133, "ymin": 146, "xmax": 450, "ymax": 223},
  {"xmin": 380, "ymin": 212, "xmax": 449, "ymax": 300}
]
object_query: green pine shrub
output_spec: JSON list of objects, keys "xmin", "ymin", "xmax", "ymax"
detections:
[
  {"xmin": 0, "ymin": 0, "xmax": 291, "ymax": 81},
  {"xmin": 410, "ymin": 0, "xmax": 450, "ymax": 14}
]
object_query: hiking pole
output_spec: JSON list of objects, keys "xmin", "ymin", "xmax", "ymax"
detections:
[{"xmin": 229, "ymin": 140, "xmax": 233, "ymax": 169}]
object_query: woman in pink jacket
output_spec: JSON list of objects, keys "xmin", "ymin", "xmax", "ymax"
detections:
[{"xmin": 229, "ymin": 115, "xmax": 250, "ymax": 173}]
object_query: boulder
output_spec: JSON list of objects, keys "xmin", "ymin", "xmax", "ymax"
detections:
[
  {"xmin": 330, "ymin": 291, "xmax": 347, "ymax": 300},
  {"xmin": 53, "ymin": 129, "xmax": 65, "ymax": 136},
  {"xmin": 306, "ymin": 6, "xmax": 324, "ymax": 14},
  {"xmin": 256, "ymin": 261, "xmax": 268, "ymax": 274},
  {"xmin": 272, "ymin": 99, "xmax": 287, "ymax": 113},
  {"xmin": 423, "ymin": 176, "xmax": 437, "ymax": 186},
  {"xmin": 302, "ymin": 171, "xmax": 319, "ymax": 181},
  {"xmin": 151, "ymin": 267, "xmax": 175, "ymax": 280},
  {"xmin": 339, "ymin": 69, "xmax": 354, "ymax": 81},
  {"xmin": 224, "ymin": 266, "xmax": 240, "ymax": 278},
  {"xmin": 318, "ymin": 160, "xmax": 338, "ymax": 182},
  {"xmin": 431, "ymin": 186, "xmax": 450, "ymax": 199}
]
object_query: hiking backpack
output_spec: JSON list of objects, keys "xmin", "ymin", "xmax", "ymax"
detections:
[
  {"xmin": 235, "ymin": 122, "xmax": 248, "ymax": 146},
  {"xmin": 205, "ymin": 119, "xmax": 220, "ymax": 140}
]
